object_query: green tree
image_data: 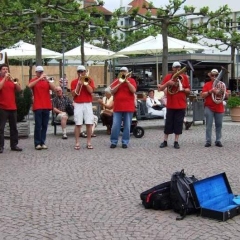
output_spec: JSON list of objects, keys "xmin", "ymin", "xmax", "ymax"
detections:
[
  {"xmin": 0, "ymin": 0, "xmax": 104, "ymax": 65},
  {"xmin": 112, "ymin": 0, "xmax": 231, "ymax": 77}
]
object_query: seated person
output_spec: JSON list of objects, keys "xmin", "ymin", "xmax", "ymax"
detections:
[
  {"xmin": 52, "ymin": 86, "xmax": 74, "ymax": 139},
  {"xmin": 98, "ymin": 87, "xmax": 114, "ymax": 135},
  {"xmin": 80, "ymin": 115, "xmax": 98, "ymax": 137},
  {"xmin": 146, "ymin": 89, "xmax": 166, "ymax": 119}
]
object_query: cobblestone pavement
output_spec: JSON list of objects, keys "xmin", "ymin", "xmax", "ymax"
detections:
[{"xmin": 1, "ymin": 117, "xmax": 240, "ymax": 240}]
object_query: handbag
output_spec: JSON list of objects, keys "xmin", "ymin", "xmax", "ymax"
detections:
[
  {"xmin": 102, "ymin": 109, "xmax": 113, "ymax": 117},
  {"xmin": 64, "ymin": 97, "xmax": 74, "ymax": 116},
  {"xmin": 152, "ymin": 105, "xmax": 163, "ymax": 111}
]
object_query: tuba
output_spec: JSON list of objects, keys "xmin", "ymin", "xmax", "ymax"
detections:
[
  {"xmin": 211, "ymin": 66, "xmax": 227, "ymax": 104},
  {"xmin": 167, "ymin": 67, "xmax": 187, "ymax": 94}
]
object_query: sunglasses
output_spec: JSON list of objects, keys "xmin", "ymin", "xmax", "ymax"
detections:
[
  {"xmin": 77, "ymin": 70, "xmax": 84, "ymax": 73},
  {"xmin": 211, "ymin": 74, "xmax": 218, "ymax": 77}
]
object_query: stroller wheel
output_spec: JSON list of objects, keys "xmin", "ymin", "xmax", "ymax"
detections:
[{"xmin": 133, "ymin": 126, "xmax": 144, "ymax": 138}]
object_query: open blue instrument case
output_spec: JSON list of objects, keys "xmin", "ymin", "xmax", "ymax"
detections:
[{"xmin": 190, "ymin": 172, "xmax": 240, "ymax": 221}]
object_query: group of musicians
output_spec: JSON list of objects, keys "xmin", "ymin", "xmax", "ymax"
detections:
[{"xmin": 0, "ymin": 61, "xmax": 228, "ymax": 153}]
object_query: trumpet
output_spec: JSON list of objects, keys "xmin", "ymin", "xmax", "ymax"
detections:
[
  {"xmin": 5, "ymin": 73, "xmax": 18, "ymax": 84},
  {"xmin": 118, "ymin": 71, "xmax": 132, "ymax": 83}
]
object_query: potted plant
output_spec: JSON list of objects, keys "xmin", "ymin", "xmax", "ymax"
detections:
[
  {"xmin": 4, "ymin": 87, "xmax": 32, "ymax": 138},
  {"xmin": 227, "ymin": 95, "xmax": 240, "ymax": 122}
]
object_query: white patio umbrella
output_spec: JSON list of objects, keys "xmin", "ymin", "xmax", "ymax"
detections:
[
  {"xmin": 115, "ymin": 34, "xmax": 210, "ymax": 83},
  {"xmin": 0, "ymin": 40, "xmax": 61, "ymax": 87},
  {"xmin": 116, "ymin": 34, "xmax": 209, "ymax": 55},
  {"xmin": 0, "ymin": 40, "xmax": 61, "ymax": 60},
  {"xmin": 61, "ymin": 42, "xmax": 127, "ymax": 61}
]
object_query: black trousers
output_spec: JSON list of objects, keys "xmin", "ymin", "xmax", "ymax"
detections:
[
  {"xmin": 0, "ymin": 109, "xmax": 18, "ymax": 149},
  {"xmin": 164, "ymin": 108, "xmax": 185, "ymax": 135}
]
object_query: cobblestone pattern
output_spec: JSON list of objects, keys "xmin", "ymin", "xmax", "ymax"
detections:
[{"xmin": 1, "ymin": 120, "xmax": 240, "ymax": 240}]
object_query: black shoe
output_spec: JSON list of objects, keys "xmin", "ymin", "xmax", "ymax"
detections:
[
  {"xmin": 215, "ymin": 142, "xmax": 223, "ymax": 147},
  {"xmin": 185, "ymin": 121, "xmax": 193, "ymax": 130},
  {"xmin": 110, "ymin": 144, "xmax": 116, "ymax": 149},
  {"xmin": 0, "ymin": 147, "xmax": 3, "ymax": 153},
  {"xmin": 122, "ymin": 144, "xmax": 128, "ymax": 149},
  {"xmin": 160, "ymin": 141, "xmax": 167, "ymax": 148},
  {"xmin": 11, "ymin": 146, "xmax": 22, "ymax": 151},
  {"xmin": 205, "ymin": 143, "xmax": 211, "ymax": 147},
  {"xmin": 174, "ymin": 141, "xmax": 180, "ymax": 149}
]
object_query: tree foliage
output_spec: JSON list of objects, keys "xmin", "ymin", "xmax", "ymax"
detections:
[{"xmin": 112, "ymin": 0, "xmax": 231, "ymax": 77}]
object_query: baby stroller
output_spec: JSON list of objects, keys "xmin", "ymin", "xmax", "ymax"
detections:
[{"xmin": 120, "ymin": 112, "xmax": 145, "ymax": 138}]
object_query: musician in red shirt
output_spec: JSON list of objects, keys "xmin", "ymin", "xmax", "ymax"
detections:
[
  {"xmin": 201, "ymin": 69, "xmax": 228, "ymax": 147},
  {"xmin": 0, "ymin": 63, "xmax": 22, "ymax": 153},
  {"xmin": 158, "ymin": 61, "xmax": 190, "ymax": 149},
  {"xmin": 109, "ymin": 67, "xmax": 137, "ymax": 149},
  {"xmin": 71, "ymin": 65, "xmax": 95, "ymax": 150},
  {"xmin": 28, "ymin": 66, "xmax": 56, "ymax": 150}
]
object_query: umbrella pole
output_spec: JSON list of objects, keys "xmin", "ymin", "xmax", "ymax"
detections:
[
  {"xmin": 156, "ymin": 53, "xmax": 159, "ymax": 85},
  {"xmin": 21, "ymin": 59, "xmax": 24, "ymax": 88}
]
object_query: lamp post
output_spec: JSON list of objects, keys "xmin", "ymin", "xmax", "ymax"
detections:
[
  {"xmin": 236, "ymin": 47, "xmax": 239, "ymax": 93},
  {"xmin": 61, "ymin": 33, "xmax": 66, "ymax": 94}
]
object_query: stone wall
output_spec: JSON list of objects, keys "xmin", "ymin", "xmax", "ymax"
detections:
[{"xmin": 10, "ymin": 65, "xmax": 110, "ymax": 89}]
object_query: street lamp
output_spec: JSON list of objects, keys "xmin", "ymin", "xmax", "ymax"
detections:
[
  {"xmin": 236, "ymin": 46, "xmax": 239, "ymax": 93},
  {"xmin": 61, "ymin": 33, "xmax": 66, "ymax": 94}
]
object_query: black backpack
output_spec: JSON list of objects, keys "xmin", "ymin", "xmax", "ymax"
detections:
[
  {"xmin": 170, "ymin": 169, "xmax": 199, "ymax": 220},
  {"xmin": 140, "ymin": 181, "xmax": 172, "ymax": 210}
]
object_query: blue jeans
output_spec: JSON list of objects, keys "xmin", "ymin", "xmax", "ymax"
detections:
[
  {"xmin": 34, "ymin": 109, "xmax": 50, "ymax": 147},
  {"xmin": 110, "ymin": 112, "xmax": 133, "ymax": 145},
  {"xmin": 204, "ymin": 106, "xmax": 223, "ymax": 144}
]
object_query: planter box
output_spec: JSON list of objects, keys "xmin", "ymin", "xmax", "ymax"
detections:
[
  {"xmin": 230, "ymin": 106, "xmax": 240, "ymax": 122},
  {"xmin": 4, "ymin": 121, "xmax": 30, "ymax": 138}
]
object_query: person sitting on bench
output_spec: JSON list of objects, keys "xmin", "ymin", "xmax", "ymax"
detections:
[
  {"xmin": 52, "ymin": 86, "xmax": 74, "ymax": 139},
  {"xmin": 146, "ymin": 89, "xmax": 166, "ymax": 119}
]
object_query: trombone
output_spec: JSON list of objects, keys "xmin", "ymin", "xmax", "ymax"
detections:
[
  {"xmin": 75, "ymin": 70, "xmax": 91, "ymax": 95},
  {"xmin": 118, "ymin": 71, "xmax": 132, "ymax": 83}
]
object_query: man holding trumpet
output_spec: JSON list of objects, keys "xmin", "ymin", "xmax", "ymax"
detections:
[
  {"xmin": 71, "ymin": 65, "xmax": 95, "ymax": 150},
  {"xmin": 0, "ymin": 63, "xmax": 22, "ymax": 153},
  {"xmin": 28, "ymin": 66, "xmax": 56, "ymax": 150}
]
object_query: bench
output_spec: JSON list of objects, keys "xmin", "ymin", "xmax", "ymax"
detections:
[
  {"xmin": 51, "ymin": 110, "xmax": 75, "ymax": 135},
  {"xmin": 136, "ymin": 100, "xmax": 164, "ymax": 120}
]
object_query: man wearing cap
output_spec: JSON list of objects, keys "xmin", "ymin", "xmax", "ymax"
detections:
[
  {"xmin": 71, "ymin": 65, "xmax": 95, "ymax": 150},
  {"xmin": 158, "ymin": 61, "xmax": 190, "ymax": 149},
  {"xmin": 0, "ymin": 63, "xmax": 23, "ymax": 153},
  {"xmin": 201, "ymin": 69, "xmax": 228, "ymax": 147},
  {"xmin": 109, "ymin": 66, "xmax": 137, "ymax": 149},
  {"xmin": 28, "ymin": 66, "xmax": 56, "ymax": 150},
  {"xmin": 98, "ymin": 87, "xmax": 114, "ymax": 134}
]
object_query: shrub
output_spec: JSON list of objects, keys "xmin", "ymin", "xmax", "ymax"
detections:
[
  {"xmin": 16, "ymin": 87, "xmax": 32, "ymax": 122},
  {"xmin": 227, "ymin": 96, "xmax": 240, "ymax": 108}
]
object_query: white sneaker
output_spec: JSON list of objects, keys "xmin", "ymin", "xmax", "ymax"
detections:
[
  {"xmin": 41, "ymin": 144, "xmax": 48, "ymax": 149},
  {"xmin": 62, "ymin": 134, "xmax": 68, "ymax": 139},
  {"xmin": 35, "ymin": 145, "xmax": 42, "ymax": 150}
]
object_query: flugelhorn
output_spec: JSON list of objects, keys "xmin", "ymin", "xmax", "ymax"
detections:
[
  {"xmin": 167, "ymin": 67, "xmax": 187, "ymax": 94},
  {"xmin": 211, "ymin": 66, "xmax": 227, "ymax": 104}
]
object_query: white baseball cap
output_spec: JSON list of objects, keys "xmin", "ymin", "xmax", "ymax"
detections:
[
  {"xmin": 211, "ymin": 69, "xmax": 218, "ymax": 74},
  {"xmin": 35, "ymin": 66, "xmax": 44, "ymax": 72},
  {"xmin": 172, "ymin": 62, "xmax": 181, "ymax": 67},
  {"xmin": 77, "ymin": 65, "xmax": 86, "ymax": 71},
  {"xmin": 120, "ymin": 67, "xmax": 128, "ymax": 71}
]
